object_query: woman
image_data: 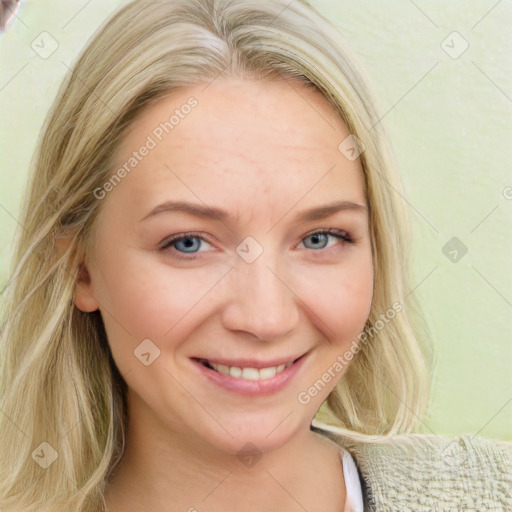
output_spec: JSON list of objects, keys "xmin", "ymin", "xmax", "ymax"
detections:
[{"xmin": 1, "ymin": 1, "xmax": 510, "ymax": 510}]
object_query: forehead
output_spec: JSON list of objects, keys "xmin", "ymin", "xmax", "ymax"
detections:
[{"xmin": 107, "ymin": 77, "xmax": 366, "ymax": 215}]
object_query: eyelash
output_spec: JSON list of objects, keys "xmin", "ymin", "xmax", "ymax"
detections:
[{"xmin": 159, "ymin": 228, "xmax": 354, "ymax": 260}]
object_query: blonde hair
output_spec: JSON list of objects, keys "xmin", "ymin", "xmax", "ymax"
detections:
[{"xmin": 0, "ymin": 0, "xmax": 433, "ymax": 509}]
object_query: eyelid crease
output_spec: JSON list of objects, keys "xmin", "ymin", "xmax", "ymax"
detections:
[{"xmin": 159, "ymin": 231, "xmax": 212, "ymax": 250}]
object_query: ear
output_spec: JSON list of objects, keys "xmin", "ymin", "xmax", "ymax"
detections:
[
  {"xmin": 54, "ymin": 235, "xmax": 99, "ymax": 313},
  {"xmin": 74, "ymin": 263, "xmax": 100, "ymax": 312}
]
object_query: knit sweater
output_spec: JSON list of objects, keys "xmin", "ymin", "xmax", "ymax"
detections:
[{"xmin": 312, "ymin": 421, "xmax": 512, "ymax": 511}]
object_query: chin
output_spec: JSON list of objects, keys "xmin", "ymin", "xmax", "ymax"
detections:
[{"xmin": 192, "ymin": 408, "xmax": 309, "ymax": 457}]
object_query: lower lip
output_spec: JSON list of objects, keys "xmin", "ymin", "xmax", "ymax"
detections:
[{"xmin": 192, "ymin": 355, "xmax": 307, "ymax": 397}]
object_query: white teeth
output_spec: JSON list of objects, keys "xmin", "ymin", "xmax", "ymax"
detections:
[
  {"xmin": 241, "ymin": 368, "xmax": 259, "ymax": 381},
  {"xmin": 229, "ymin": 366, "xmax": 242, "ymax": 378},
  {"xmin": 208, "ymin": 361, "xmax": 293, "ymax": 381},
  {"xmin": 217, "ymin": 364, "xmax": 230, "ymax": 376},
  {"xmin": 258, "ymin": 366, "xmax": 276, "ymax": 380}
]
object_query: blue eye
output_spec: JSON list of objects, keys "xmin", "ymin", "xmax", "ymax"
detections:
[
  {"xmin": 301, "ymin": 229, "xmax": 353, "ymax": 250},
  {"xmin": 160, "ymin": 233, "xmax": 210, "ymax": 256},
  {"xmin": 172, "ymin": 236, "xmax": 203, "ymax": 253},
  {"xmin": 159, "ymin": 229, "xmax": 353, "ymax": 260}
]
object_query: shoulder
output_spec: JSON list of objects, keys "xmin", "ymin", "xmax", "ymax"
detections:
[{"xmin": 312, "ymin": 421, "xmax": 512, "ymax": 511}]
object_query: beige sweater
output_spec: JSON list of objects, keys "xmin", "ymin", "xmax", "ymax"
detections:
[{"xmin": 313, "ymin": 422, "xmax": 512, "ymax": 511}]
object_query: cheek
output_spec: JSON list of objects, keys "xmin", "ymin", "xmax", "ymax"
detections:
[
  {"xmin": 328, "ymin": 279, "xmax": 372, "ymax": 340},
  {"xmin": 90, "ymin": 254, "xmax": 213, "ymax": 379},
  {"xmin": 298, "ymin": 254, "xmax": 373, "ymax": 340},
  {"xmin": 91, "ymin": 248, "xmax": 224, "ymax": 346}
]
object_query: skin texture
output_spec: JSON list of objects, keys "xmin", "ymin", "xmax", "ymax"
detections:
[{"xmin": 75, "ymin": 77, "xmax": 374, "ymax": 511}]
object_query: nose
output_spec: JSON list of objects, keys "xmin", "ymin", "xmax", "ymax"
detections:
[{"xmin": 220, "ymin": 252, "xmax": 300, "ymax": 341}]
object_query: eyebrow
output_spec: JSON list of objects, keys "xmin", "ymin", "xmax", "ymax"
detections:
[{"xmin": 139, "ymin": 199, "xmax": 367, "ymax": 223}]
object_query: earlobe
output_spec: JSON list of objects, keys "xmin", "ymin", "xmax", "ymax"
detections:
[{"xmin": 74, "ymin": 263, "xmax": 100, "ymax": 313}]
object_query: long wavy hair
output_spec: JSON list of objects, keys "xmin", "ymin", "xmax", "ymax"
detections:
[{"xmin": 0, "ymin": 0, "xmax": 433, "ymax": 509}]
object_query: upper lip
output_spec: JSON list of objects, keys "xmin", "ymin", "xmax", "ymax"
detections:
[{"xmin": 194, "ymin": 354, "xmax": 306, "ymax": 369}]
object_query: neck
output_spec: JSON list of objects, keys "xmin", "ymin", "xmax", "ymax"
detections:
[{"xmin": 104, "ymin": 397, "xmax": 346, "ymax": 511}]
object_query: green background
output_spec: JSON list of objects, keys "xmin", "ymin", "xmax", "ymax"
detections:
[{"xmin": 1, "ymin": 1, "xmax": 511, "ymax": 440}]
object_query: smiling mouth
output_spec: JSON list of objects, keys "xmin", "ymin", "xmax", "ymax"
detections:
[{"xmin": 196, "ymin": 358, "xmax": 298, "ymax": 381}]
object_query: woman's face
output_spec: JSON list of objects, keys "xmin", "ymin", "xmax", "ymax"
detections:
[{"xmin": 77, "ymin": 77, "xmax": 374, "ymax": 455}]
